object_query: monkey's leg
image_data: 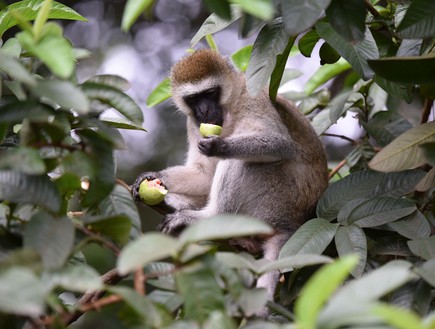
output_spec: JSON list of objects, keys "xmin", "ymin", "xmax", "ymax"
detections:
[{"xmin": 256, "ymin": 231, "xmax": 290, "ymax": 317}]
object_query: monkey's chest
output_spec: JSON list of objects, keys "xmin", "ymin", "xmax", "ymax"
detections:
[{"xmin": 213, "ymin": 160, "xmax": 287, "ymax": 213}]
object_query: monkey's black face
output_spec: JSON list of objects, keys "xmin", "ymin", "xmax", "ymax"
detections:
[{"xmin": 183, "ymin": 86, "xmax": 224, "ymax": 127}]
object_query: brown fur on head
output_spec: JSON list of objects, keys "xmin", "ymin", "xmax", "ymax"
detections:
[{"xmin": 170, "ymin": 49, "xmax": 235, "ymax": 87}]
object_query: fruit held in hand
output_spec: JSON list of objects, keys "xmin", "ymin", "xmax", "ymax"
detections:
[
  {"xmin": 138, "ymin": 179, "xmax": 168, "ymax": 205},
  {"xmin": 200, "ymin": 123, "xmax": 222, "ymax": 137}
]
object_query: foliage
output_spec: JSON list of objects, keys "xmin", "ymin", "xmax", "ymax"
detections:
[{"xmin": 0, "ymin": 0, "xmax": 434, "ymax": 328}]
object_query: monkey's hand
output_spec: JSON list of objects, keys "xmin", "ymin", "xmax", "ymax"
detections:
[
  {"xmin": 131, "ymin": 171, "xmax": 160, "ymax": 201},
  {"xmin": 198, "ymin": 136, "xmax": 223, "ymax": 157},
  {"xmin": 157, "ymin": 212, "xmax": 189, "ymax": 236}
]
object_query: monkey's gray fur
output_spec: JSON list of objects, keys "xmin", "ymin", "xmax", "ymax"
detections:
[{"xmin": 132, "ymin": 49, "xmax": 328, "ymax": 315}]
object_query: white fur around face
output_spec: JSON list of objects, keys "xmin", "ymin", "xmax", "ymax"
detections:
[{"xmin": 172, "ymin": 75, "xmax": 236, "ymax": 114}]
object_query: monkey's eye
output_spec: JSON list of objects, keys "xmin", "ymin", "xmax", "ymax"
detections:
[{"xmin": 205, "ymin": 87, "xmax": 220, "ymax": 98}]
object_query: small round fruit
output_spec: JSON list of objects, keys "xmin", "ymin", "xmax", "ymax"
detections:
[
  {"xmin": 199, "ymin": 123, "xmax": 222, "ymax": 137},
  {"xmin": 138, "ymin": 179, "xmax": 168, "ymax": 205}
]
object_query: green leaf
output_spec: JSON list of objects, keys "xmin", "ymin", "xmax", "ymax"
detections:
[
  {"xmin": 373, "ymin": 304, "xmax": 426, "ymax": 329},
  {"xmin": 416, "ymin": 167, "xmax": 435, "ymax": 192},
  {"xmin": 82, "ymin": 82, "xmax": 143, "ymax": 125},
  {"xmin": 86, "ymin": 74, "xmax": 130, "ymax": 91},
  {"xmin": 121, "ymin": 0, "xmax": 153, "ymax": 31},
  {"xmin": 101, "ymin": 117, "xmax": 146, "ymax": 131},
  {"xmin": 294, "ymin": 256, "xmax": 358, "ymax": 329},
  {"xmin": 369, "ymin": 121, "xmax": 435, "ymax": 172},
  {"xmin": 346, "ymin": 197, "xmax": 417, "ymax": 228},
  {"xmin": 319, "ymin": 41, "xmax": 341, "ymax": 65},
  {"xmin": 148, "ymin": 290, "xmax": 183, "ymax": 313},
  {"xmin": 407, "ymin": 236, "xmax": 435, "ymax": 260},
  {"xmin": 178, "ymin": 215, "xmax": 273, "ymax": 247},
  {"xmin": 396, "ymin": 0, "xmax": 435, "ymax": 38},
  {"xmin": 311, "ymin": 108, "xmax": 332, "ymax": 135},
  {"xmin": 317, "ymin": 170, "xmax": 425, "ymax": 220},
  {"xmin": 0, "ymin": 267, "xmax": 46, "ymax": 316},
  {"xmin": 257, "ymin": 254, "xmax": 332, "ymax": 274},
  {"xmin": 204, "ymin": 311, "xmax": 237, "ymax": 329},
  {"xmin": 298, "ymin": 29, "xmax": 320, "ymax": 57},
  {"xmin": 282, "ymin": 0, "xmax": 331, "ymax": 35},
  {"xmin": 318, "ymin": 261, "xmax": 415, "ymax": 328},
  {"xmin": 304, "ymin": 57, "xmax": 351, "ymax": 95},
  {"xmin": 99, "ymin": 184, "xmax": 141, "ymax": 239},
  {"xmin": 397, "ymin": 39, "xmax": 423, "ymax": 57},
  {"xmin": 0, "ymin": 37, "xmax": 22, "ymax": 57},
  {"xmin": 0, "ymin": 52, "xmax": 36, "ymax": 85},
  {"xmin": 368, "ymin": 54, "xmax": 435, "ymax": 84},
  {"xmin": 203, "ymin": 0, "xmax": 232, "ymax": 20},
  {"xmin": 117, "ymin": 233, "xmax": 179, "ymax": 275},
  {"xmin": 84, "ymin": 215, "xmax": 132, "ymax": 245},
  {"xmin": 76, "ymin": 129, "xmax": 115, "ymax": 207},
  {"xmin": 0, "ymin": 147, "xmax": 46, "ymax": 174},
  {"xmin": 335, "ymin": 225, "xmax": 367, "ymax": 278},
  {"xmin": 175, "ymin": 262, "xmax": 226, "ymax": 323},
  {"xmin": 414, "ymin": 259, "xmax": 435, "ymax": 287},
  {"xmin": 0, "ymin": 101, "xmax": 53, "ymax": 123},
  {"xmin": 229, "ymin": 0, "xmax": 273, "ymax": 21},
  {"xmin": 191, "ymin": 5, "xmax": 242, "ymax": 47},
  {"xmin": 328, "ymin": 89, "xmax": 354, "ymax": 124},
  {"xmin": 23, "ymin": 212, "xmax": 74, "ymax": 270},
  {"xmin": 237, "ymin": 289, "xmax": 268, "ymax": 317},
  {"xmin": 246, "ymin": 18, "xmax": 289, "ymax": 95},
  {"xmin": 33, "ymin": 0, "xmax": 52, "ymax": 42},
  {"xmin": 325, "ymin": 0, "xmax": 366, "ymax": 42},
  {"xmin": 387, "ymin": 211, "xmax": 431, "ymax": 240},
  {"xmin": 16, "ymin": 29, "xmax": 75, "ymax": 79},
  {"xmin": 0, "ymin": 0, "xmax": 87, "ymax": 37},
  {"xmin": 44, "ymin": 264, "xmax": 103, "ymax": 292},
  {"xmin": 30, "ymin": 79, "xmax": 89, "ymax": 114},
  {"xmin": 315, "ymin": 21, "xmax": 378, "ymax": 79},
  {"xmin": 231, "ymin": 45, "xmax": 252, "ymax": 72},
  {"xmin": 110, "ymin": 286, "xmax": 162, "ymax": 327},
  {"xmin": 364, "ymin": 110, "xmax": 413, "ymax": 147},
  {"xmin": 0, "ymin": 170, "xmax": 60, "ymax": 212},
  {"xmin": 374, "ymin": 76, "xmax": 413, "ymax": 103},
  {"xmin": 146, "ymin": 78, "xmax": 171, "ymax": 108},
  {"xmin": 269, "ymin": 36, "xmax": 296, "ymax": 101},
  {"xmin": 279, "ymin": 218, "xmax": 339, "ymax": 258}
]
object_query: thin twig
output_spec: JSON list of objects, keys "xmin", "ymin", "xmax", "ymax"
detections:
[
  {"xmin": 329, "ymin": 159, "xmax": 347, "ymax": 180},
  {"xmin": 134, "ymin": 268, "xmax": 146, "ymax": 295},
  {"xmin": 79, "ymin": 294, "xmax": 122, "ymax": 312},
  {"xmin": 116, "ymin": 178, "xmax": 132, "ymax": 191},
  {"xmin": 75, "ymin": 223, "xmax": 121, "ymax": 255},
  {"xmin": 41, "ymin": 268, "xmax": 125, "ymax": 326},
  {"xmin": 323, "ymin": 133, "xmax": 357, "ymax": 145},
  {"xmin": 364, "ymin": 0, "xmax": 381, "ymax": 17}
]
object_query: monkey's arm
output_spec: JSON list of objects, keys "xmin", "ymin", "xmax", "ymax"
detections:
[
  {"xmin": 131, "ymin": 162, "xmax": 214, "ymax": 212},
  {"xmin": 198, "ymin": 134, "xmax": 294, "ymax": 162}
]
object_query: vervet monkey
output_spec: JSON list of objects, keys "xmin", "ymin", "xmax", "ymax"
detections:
[{"xmin": 132, "ymin": 49, "xmax": 328, "ymax": 311}]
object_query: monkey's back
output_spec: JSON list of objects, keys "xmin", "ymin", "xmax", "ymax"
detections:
[{"xmin": 215, "ymin": 93, "xmax": 328, "ymax": 233}]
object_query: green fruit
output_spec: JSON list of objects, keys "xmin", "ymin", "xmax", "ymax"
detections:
[
  {"xmin": 138, "ymin": 179, "xmax": 168, "ymax": 205},
  {"xmin": 199, "ymin": 123, "xmax": 222, "ymax": 137}
]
